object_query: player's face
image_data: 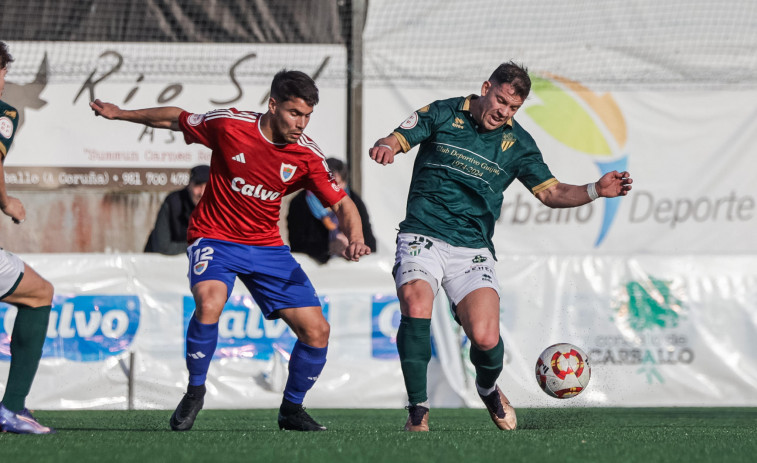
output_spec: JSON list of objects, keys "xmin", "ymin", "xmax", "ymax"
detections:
[
  {"xmin": 269, "ymin": 97, "xmax": 314, "ymax": 144},
  {"xmin": 475, "ymin": 81, "xmax": 524, "ymax": 131}
]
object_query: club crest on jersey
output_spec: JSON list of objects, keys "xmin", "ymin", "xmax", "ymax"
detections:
[
  {"xmin": 193, "ymin": 261, "xmax": 209, "ymax": 275},
  {"xmin": 280, "ymin": 163, "xmax": 297, "ymax": 182},
  {"xmin": 187, "ymin": 113, "xmax": 205, "ymax": 126},
  {"xmin": 0, "ymin": 117, "xmax": 13, "ymax": 139},
  {"xmin": 400, "ymin": 112, "xmax": 419, "ymax": 129},
  {"xmin": 501, "ymin": 133, "xmax": 516, "ymax": 151}
]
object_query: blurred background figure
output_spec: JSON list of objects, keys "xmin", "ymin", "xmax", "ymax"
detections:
[
  {"xmin": 287, "ymin": 158, "xmax": 376, "ymax": 263},
  {"xmin": 144, "ymin": 164, "xmax": 209, "ymax": 255}
]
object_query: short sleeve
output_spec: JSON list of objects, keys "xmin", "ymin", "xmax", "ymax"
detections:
[
  {"xmin": 517, "ymin": 149, "xmax": 558, "ymax": 194},
  {"xmin": 391, "ymin": 102, "xmax": 441, "ymax": 153},
  {"xmin": 178, "ymin": 110, "xmax": 215, "ymax": 148},
  {"xmin": 302, "ymin": 157, "xmax": 347, "ymax": 207},
  {"xmin": 0, "ymin": 107, "xmax": 19, "ymax": 159}
]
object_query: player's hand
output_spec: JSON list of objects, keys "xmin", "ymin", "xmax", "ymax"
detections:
[
  {"xmin": 342, "ymin": 241, "xmax": 371, "ymax": 262},
  {"xmin": 1, "ymin": 197, "xmax": 26, "ymax": 224},
  {"xmin": 369, "ymin": 143, "xmax": 397, "ymax": 165},
  {"xmin": 597, "ymin": 170, "xmax": 633, "ymax": 198},
  {"xmin": 329, "ymin": 233, "xmax": 350, "ymax": 258},
  {"xmin": 90, "ymin": 99, "xmax": 121, "ymax": 120}
]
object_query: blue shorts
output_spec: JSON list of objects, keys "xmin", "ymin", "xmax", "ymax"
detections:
[{"xmin": 187, "ymin": 238, "xmax": 320, "ymax": 319}]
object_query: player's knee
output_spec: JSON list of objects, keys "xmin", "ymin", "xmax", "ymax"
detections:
[
  {"xmin": 38, "ymin": 279, "xmax": 54, "ymax": 305},
  {"xmin": 402, "ymin": 302, "xmax": 432, "ymax": 318},
  {"xmin": 24, "ymin": 277, "xmax": 54, "ymax": 307},
  {"xmin": 193, "ymin": 301, "xmax": 224, "ymax": 323},
  {"xmin": 468, "ymin": 329, "xmax": 499, "ymax": 352},
  {"xmin": 399, "ymin": 290, "xmax": 434, "ymax": 318},
  {"xmin": 301, "ymin": 319, "xmax": 330, "ymax": 347}
]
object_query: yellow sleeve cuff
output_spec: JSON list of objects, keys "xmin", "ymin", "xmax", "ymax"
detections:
[
  {"xmin": 531, "ymin": 178, "xmax": 559, "ymax": 195},
  {"xmin": 391, "ymin": 131, "xmax": 411, "ymax": 153}
]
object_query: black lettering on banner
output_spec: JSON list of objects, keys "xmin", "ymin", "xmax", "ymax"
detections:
[
  {"xmin": 212, "ymin": 53, "xmax": 257, "ymax": 106},
  {"xmin": 74, "ymin": 51, "xmax": 124, "ymax": 104},
  {"xmin": 157, "ymin": 84, "xmax": 183, "ymax": 104}
]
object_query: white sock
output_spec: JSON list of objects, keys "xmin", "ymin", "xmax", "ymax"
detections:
[
  {"xmin": 476, "ymin": 382, "xmax": 496, "ymax": 397},
  {"xmin": 409, "ymin": 400, "xmax": 430, "ymax": 408}
]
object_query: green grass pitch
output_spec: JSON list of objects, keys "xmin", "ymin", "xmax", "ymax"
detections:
[{"xmin": 2, "ymin": 408, "xmax": 756, "ymax": 463}]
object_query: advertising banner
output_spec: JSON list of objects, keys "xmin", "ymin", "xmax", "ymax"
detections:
[
  {"xmin": 361, "ymin": 84, "xmax": 757, "ymax": 255},
  {"xmin": 0, "ymin": 253, "xmax": 755, "ymax": 410},
  {"xmin": 3, "ymin": 42, "xmax": 347, "ymax": 191}
]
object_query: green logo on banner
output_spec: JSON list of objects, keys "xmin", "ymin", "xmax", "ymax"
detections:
[
  {"xmin": 610, "ymin": 276, "xmax": 688, "ymax": 384},
  {"xmin": 616, "ymin": 277, "xmax": 683, "ymax": 332}
]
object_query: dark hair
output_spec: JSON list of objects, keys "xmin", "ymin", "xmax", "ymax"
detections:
[
  {"xmin": 326, "ymin": 157, "xmax": 347, "ymax": 182},
  {"xmin": 0, "ymin": 41, "xmax": 14, "ymax": 70},
  {"xmin": 270, "ymin": 70, "xmax": 319, "ymax": 106},
  {"xmin": 489, "ymin": 61, "xmax": 531, "ymax": 99}
]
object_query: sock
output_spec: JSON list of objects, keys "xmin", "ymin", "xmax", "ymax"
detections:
[
  {"xmin": 2, "ymin": 305, "xmax": 51, "ymax": 412},
  {"xmin": 280, "ymin": 398, "xmax": 301, "ymax": 415},
  {"xmin": 185, "ymin": 314, "xmax": 218, "ymax": 387},
  {"xmin": 396, "ymin": 315, "xmax": 432, "ymax": 405},
  {"xmin": 187, "ymin": 384, "xmax": 206, "ymax": 397},
  {"xmin": 470, "ymin": 337, "xmax": 504, "ymax": 391},
  {"xmin": 282, "ymin": 340, "xmax": 328, "ymax": 405}
]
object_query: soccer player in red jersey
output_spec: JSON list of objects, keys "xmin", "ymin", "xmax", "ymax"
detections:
[{"xmin": 91, "ymin": 70, "xmax": 371, "ymax": 431}]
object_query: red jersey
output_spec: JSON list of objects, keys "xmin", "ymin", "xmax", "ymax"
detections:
[{"xmin": 178, "ymin": 108, "xmax": 346, "ymax": 246}]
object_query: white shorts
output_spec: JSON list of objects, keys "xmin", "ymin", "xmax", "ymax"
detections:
[
  {"xmin": 0, "ymin": 249, "xmax": 24, "ymax": 299},
  {"xmin": 393, "ymin": 233, "xmax": 500, "ymax": 306}
]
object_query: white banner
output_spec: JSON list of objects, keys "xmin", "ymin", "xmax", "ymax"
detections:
[
  {"xmin": 3, "ymin": 42, "xmax": 347, "ymax": 189},
  {"xmin": 361, "ymin": 85, "xmax": 757, "ymax": 255},
  {"xmin": 1, "ymin": 253, "xmax": 755, "ymax": 410}
]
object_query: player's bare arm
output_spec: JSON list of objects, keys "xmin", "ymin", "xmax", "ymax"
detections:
[
  {"xmin": 369, "ymin": 134, "xmax": 402, "ymax": 165},
  {"xmin": 0, "ymin": 160, "xmax": 25, "ymax": 224},
  {"xmin": 90, "ymin": 99, "xmax": 183, "ymax": 131},
  {"xmin": 330, "ymin": 196, "xmax": 371, "ymax": 261},
  {"xmin": 536, "ymin": 170, "xmax": 633, "ymax": 208}
]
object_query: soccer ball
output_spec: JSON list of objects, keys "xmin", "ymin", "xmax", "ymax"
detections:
[{"xmin": 535, "ymin": 343, "xmax": 591, "ymax": 399}]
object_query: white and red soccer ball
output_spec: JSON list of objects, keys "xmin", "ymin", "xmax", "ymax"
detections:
[{"xmin": 535, "ymin": 343, "xmax": 591, "ymax": 399}]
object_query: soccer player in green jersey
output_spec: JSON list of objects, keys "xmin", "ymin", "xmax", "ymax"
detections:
[
  {"xmin": 0, "ymin": 41, "xmax": 56, "ymax": 434},
  {"xmin": 369, "ymin": 62, "xmax": 632, "ymax": 432}
]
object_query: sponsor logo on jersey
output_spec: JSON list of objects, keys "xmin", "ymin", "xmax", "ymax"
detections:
[
  {"xmin": 231, "ymin": 177, "xmax": 281, "ymax": 201},
  {"xmin": 0, "ymin": 117, "xmax": 13, "ymax": 139},
  {"xmin": 501, "ymin": 132, "xmax": 516, "ymax": 151},
  {"xmin": 187, "ymin": 113, "xmax": 204, "ymax": 126},
  {"xmin": 280, "ymin": 163, "xmax": 296, "ymax": 182},
  {"xmin": 472, "ymin": 255, "xmax": 488, "ymax": 263},
  {"xmin": 232, "ymin": 153, "xmax": 246, "ymax": 163},
  {"xmin": 418, "ymin": 105, "xmax": 430, "ymax": 113},
  {"xmin": 3, "ymin": 110, "xmax": 16, "ymax": 118},
  {"xmin": 400, "ymin": 112, "xmax": 419, "ymax": 129},
  {"xmin": 452, "ymin": 117, "xmax": 465, "ymax": 129},
  {"xmin": 1, "ymin": 295, "xmax": 140, "ymax": 362}
]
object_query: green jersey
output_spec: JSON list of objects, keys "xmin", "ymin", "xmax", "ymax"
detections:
[
  {"xmin": 392, "ymin": 95, "xmax": 557, "ymax": 257},
  {"xmin": 0, "ymin": 100, "xmax": 19, "ymax": 159}
]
